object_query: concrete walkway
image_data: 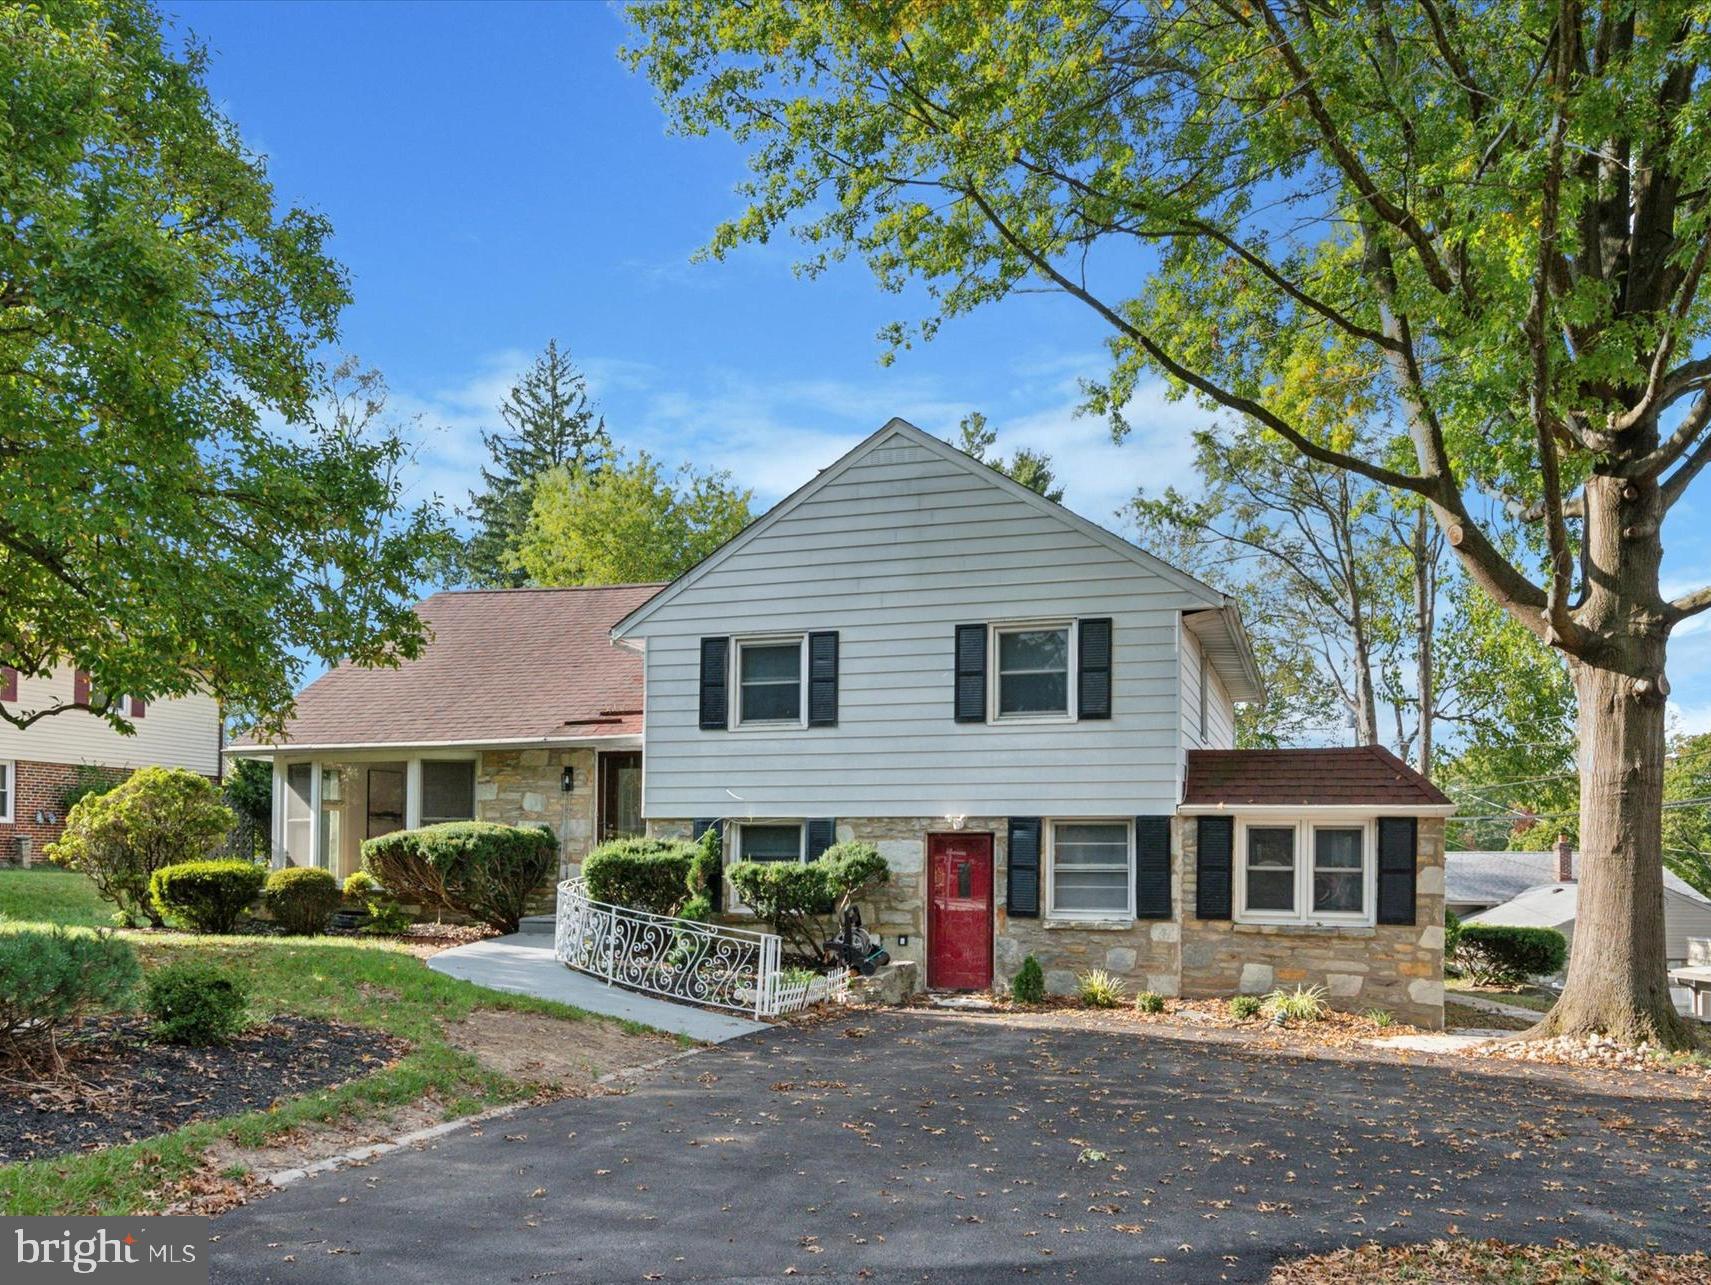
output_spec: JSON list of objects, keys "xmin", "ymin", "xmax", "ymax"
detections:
[{"xmin": 426, "ymin": 934, "xmax": 766, "ymax": 1043}]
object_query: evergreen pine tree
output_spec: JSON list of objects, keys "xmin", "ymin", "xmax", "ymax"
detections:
[{"xmin": 461, "ymin": 340, "xmax": 612, "ymax": 586}]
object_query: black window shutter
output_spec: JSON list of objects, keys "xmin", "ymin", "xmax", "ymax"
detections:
[
  {"xmin": 1007, "ymin": 817, "xmax": 1041, "ymax": 918},
  {"xmin": 808, "ymin": 631, "xmax": 839, "ymax": 727},
  {"xmin": 1078, "ymin": 618, "xmax": 1113, "ymax": 719},
  {"xmin": 954, "ymin": 624, "xmax": 987, "ymax": 722},
  {"xmin": 1195, "ymin": 816, "xmax": 1233, "ymax": 920},
  {"xmin": 692, "ymin": 818, "xmax": 722, "ymax": 911},
  {"xmin": 806, "ymin": 817, "xmax": 837, "ymax": 860},
  {"xmin": 1376, "ymin": 817, "xmax": 1418, "ymax": 924},
  {"xmin": 1134, "ymin": 816, "xmax": 1172, "ymax": 919},
  {"xmin": 699, "ymin": 637, "xmax": 729, "ymax": 730}
]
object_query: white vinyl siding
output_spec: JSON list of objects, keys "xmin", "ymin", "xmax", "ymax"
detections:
[
  {"xmin": 1179, "ymin": 627, "xmax": 1236, "ymax": 752},
  {"xmin": 0, "ymin": 666, "xmax": 221, "ymax": 776},
  {"xmin": 629, "ymin": 436, "xmax": 1215, "ymax": 818}
]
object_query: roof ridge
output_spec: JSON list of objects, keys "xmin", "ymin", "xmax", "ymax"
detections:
[{"xmin": 426, "ymin": 583, "xmax": 666, "ymax": 598}]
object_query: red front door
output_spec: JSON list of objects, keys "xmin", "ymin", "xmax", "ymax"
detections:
[{"xmin": 928, "ymin": 832, "xmax": 994, "ymax": 990}]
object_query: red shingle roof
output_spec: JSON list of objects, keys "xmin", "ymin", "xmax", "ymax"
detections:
[
  {"xmin": 236, "ymin": 585, "xmax": 660, "ymax": 749},
  {"xmin": 1183, "ymin": 746, "xmax": 1452, "ymax": 808}
]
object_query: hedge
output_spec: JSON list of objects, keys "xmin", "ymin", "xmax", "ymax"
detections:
[
  {"xmin": 149, "ymin": 859, "xmax": 266, "ymax": 934},
  {"xmin": 263, "ymin": 866, "xmax": 343, "ymax": 935},
  {"xmin": 1455, "ymin": 923, "xmax": 1569, "ymax": 984},
  {"xmin": 582, "ymin": 837, "xmax": 698, "ymax": 916},
  {"xmin": 361, "ymin": 821, "xmax": 555, "ymax": 933},
  {"xmin": 727, "ymin": 841, "xmax": 888, "ymax": 963}
]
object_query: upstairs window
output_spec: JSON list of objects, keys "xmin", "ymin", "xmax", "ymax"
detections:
[
  {"xmin": 994, "ymin": 623, "xmax": 1072, "ymax": 720},
  {"xmin": 736, "ymin": 637, "xmax": 805, "ymax": 726}
]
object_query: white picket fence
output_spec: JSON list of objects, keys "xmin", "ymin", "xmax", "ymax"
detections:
[{"xmin": 554, "ymin": 878, "xmax": 847, "ymax": 1018}]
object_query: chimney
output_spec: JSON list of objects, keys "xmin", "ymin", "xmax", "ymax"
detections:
[{"xmin": 1555, "ymin": 834, "xmax": 1575, "ymax": 883}]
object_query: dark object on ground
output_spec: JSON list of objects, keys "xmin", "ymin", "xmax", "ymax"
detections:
[
  {"xmin": 149, "ymin": 859, "xmax": 266, "ymax": 934},
  {"xmin": 146, "ymin": 959, "xmax": 249, "ymax": 1045},
  {"xmin": 264, "ymin": 866, "xmax": 342, "ymax": 935},
  {"xmin": 822, "ymin": 905, "xmax": 889, "ymax": 975},
  {"xmin": 208, "ymin": 1010, "xmax": 1709, "ymax": 1284},
  {"xmin": 0, "ymin": 1015, "xmax": 403, "ymax": 1163},
  {"xmin": 0, "ymin": 929, "xmax": 140, "ymax": 1066}
]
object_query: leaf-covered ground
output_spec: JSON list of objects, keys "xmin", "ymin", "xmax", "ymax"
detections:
[
  {"xmin": 1272, "ymin": 1238, "xmax": 1711, "ymax": 1283},
  {"xmin": 207, "ymin": 1008, "xmax": 1710, "ymax": 1283}
]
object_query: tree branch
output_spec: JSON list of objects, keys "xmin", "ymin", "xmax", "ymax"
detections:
[{"xmin": 1661, "ymin": 401, "xmax": 1711, "ymax": 510}]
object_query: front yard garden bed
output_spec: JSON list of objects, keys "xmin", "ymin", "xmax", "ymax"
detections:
[{"xmin": 1, "ymin": 1016, "xmax": 404, "ymax": 1164}]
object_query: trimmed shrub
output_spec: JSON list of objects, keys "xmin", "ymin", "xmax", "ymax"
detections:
[
  {"xmin": 149, "ymin": 859, "xmax": 266, "ymax": 934},
  {"xmin": 1261, "ymin": 984, "xmax": 1329, "ymax": 1023},
  {"xmin": 362, "ymin": 822, "xmax": 555, "ymax": 933},
  {"xmin": 1456, "ymin": 923, "xmax": 1569, "ymax": 985},
  {"xmin": 1076, "ymin": 968, "xmax": 1126, "ymax": 1008},
  {"xmin": 0, "ymin": 929, "xmax": 141, "ymax": 1063},
  {"xmin": 1134, "ymin": 989, "xmax": 1165, "ymax": 1014},
  {"xmin": 342, "ymin": 870, "xmax": 382, "ymax": 901},
  {"xmin": 145, "ymin": 960, "xmax": 248, "ymax": 1045},
  {"xmin": 1011, "ymin": 955, "xmax": 1046, "ymax": 1004},
  {"xmin": 264, "ymin": 866, "xmax": 342, "ymax": 935},
  {"xmin": 727, "ymin": 841, "xmax": 890, "ymax": 963},
  {"xmin": 48, "ymin": 766, "xmax": 235, "ymax": 926},
  {"xmin": 583, "ymin": 837, "xmax": 697, "ymax": 916},
  {"xmin": 1228, "ymin": 993, "xmax": 1263, "ymax": 1020},
  {"xmin": 681, "ymin": 827, "xmax": 723, "ymax": 922}
]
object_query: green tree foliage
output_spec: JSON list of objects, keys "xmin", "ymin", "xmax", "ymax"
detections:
[
  {"xmin": 1, "ymin": 2, "xmax": 452, "ymax": 737},
  {"xmin": 511, "ymin": 452, "xmax": 752, "ymax": 586},
  {"xmin": 955, "ymin": 411, "xmax": 1065, "ymax": 502},
  {"xmin": 48, "ymin": 767, "xmax": 235, "ymax": 926},
  {"xmin": 625, "ymin": 0, "xmax": 1711, "ymax": 1047},
  {"xmin": 1662, "ymin": 733, "xmax": 1711, "ymax": 897},
  {"xmin": 461, "ymin": 340, "xmax": 614, "ymax": 586}
]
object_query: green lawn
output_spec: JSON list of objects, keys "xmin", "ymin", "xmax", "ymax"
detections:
[
  {"xmin": 1446, "ymin": 977, "xmax": 1559, "ymax": 1013},
  {"xmin": 0, "ymin": 868, "xmax": 670, "ymax": 1215},
  {"xmin": 0, "ymin": 867, "xmax": 115, "ymax": 927}
]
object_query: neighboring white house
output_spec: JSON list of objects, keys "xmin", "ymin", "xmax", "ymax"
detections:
[{"xmin": 0, "ymin": 664, "xmax": 223, "ymax": 860}]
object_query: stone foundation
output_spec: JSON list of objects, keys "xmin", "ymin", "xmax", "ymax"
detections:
[{"xmin": 645, "ymin": 812, "xmax": 1446, "ymax": 1026}]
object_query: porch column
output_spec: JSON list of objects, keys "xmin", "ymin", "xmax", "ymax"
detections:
[
  {"xmin": 308, "ymin": 757, "xmax": 323, "ymax": 870},
  {"xmin": 405, "ymin": 757, "xmax": 423, "ymax": 831},
  {"xmin": 270, "ymin": 759, "xmax": 287, "ymax": 868}
]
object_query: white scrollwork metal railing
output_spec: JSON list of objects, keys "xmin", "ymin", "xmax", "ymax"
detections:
[{"xmin": 554, "ymin": 878, "xmax": 847, "ymax": 1018}]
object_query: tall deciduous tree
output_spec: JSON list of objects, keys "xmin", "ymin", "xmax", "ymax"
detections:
[
  {"xmin": 462, "ymin": 340, "xmax": 612, "ymax": 587},
  {"xmin": 955, "ymin": 411, "xmax": 1066, "ymax": 502},
  {"xmin": 510, "ymin": 452, "xmax": 752, "ymax": 587},
  {"xmin": 2, "ymin": 0, "xmax": 450, "ymax": 739},
  {"xmin": 627, "ymin": 0, "xmax": 1711, "ymax": 1046}
]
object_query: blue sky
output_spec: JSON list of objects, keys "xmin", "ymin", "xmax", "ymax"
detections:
[{"xmin": 169, "ymin": 0, "xmax": 1711, "ymax": 734}]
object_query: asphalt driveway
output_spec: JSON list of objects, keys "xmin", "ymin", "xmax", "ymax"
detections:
[{"xmin": 210, "ymin": 1010, "xmax": 1711, "ymax": 1283}]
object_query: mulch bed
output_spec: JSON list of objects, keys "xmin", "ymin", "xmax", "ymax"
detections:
[{"xmin": 0, "ymin": 1016, "xmax": 406, "ymax": 1164}]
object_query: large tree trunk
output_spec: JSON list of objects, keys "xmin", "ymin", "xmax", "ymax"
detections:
[{"xmin": 1525, "ymin": 474, "xmax": 1699, "ymax": 1049}]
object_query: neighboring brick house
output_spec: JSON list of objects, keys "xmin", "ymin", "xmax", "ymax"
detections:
[
  {"xmin": 0, "ymin": 665, "xmax": 224, "ymax": 861},
  {"xmin": 243, "ymin": 419, "xmax": 1455, "ymax": 1026},
  {"xmin": 226, "ymin": 585, "xmax": 658, "ymax": 881}
]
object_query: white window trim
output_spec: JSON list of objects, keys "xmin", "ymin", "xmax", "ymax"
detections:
[
  {"xmin": 1044, "ymin": 817, "xmax": 1134, "ymax": 922},
  {"xmin": 730, "ymin": 634, "xmax": 809, "ymax": 730},
  {"xmin": 732, "ymin": 819, "xmax": 807, "ymax": 864},
  {"xmin": 988, "ymin": 618, "xmax": 1078, "ymax": 725},
  {"xmin": 0, "ymin": 759, "xmax": 12, "ymax": 824},
  {"xmin": 1233, "ymin": 816, "xmax": 1376, "ymax": 927}
]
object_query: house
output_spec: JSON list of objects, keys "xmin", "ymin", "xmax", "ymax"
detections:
[
  {"xmin": 1448, "ymin": 842, "xmax": 1711, "ymax": 967},
  {"xmin": 227, "ymin": 585, "xmax": 657, "ymax": 880},
  {"xmin": 240, "ymin": 419, "xmax": 1454, "ymax": 1026},
  {"xmin": 0, "ymin": 664, "xmax": 223, "ymax": 861}
]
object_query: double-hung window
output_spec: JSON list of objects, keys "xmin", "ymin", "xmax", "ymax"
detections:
[
  {"xmin": 0, "ymin": 760, "xmax": 12, "ymax": 823},
  {"xmin": 1047, "ymin": 820, "xmax": 1132, "ymax": 918},
  {"xmin": 1236, "ymin": 819, "xmax": 1373, "ymax": 924},
  {"xmin": 736, "ymin": 822, "xmax": 804, "ymax": 863},
  {"xmin": 993, "ymin": 622, "xmax": 1073, "ymax": 720},
  {"xmin": 735, "ymin": 637, "xmax": 805, "ymax": 727}
]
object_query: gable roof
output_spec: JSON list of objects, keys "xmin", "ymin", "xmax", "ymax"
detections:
[
  {"xmin": 1181, "ymin": 745, "xmax": 1454, "ymax": 809},
  {"xmin": 1447, "ymin": 849, "xmax": 1710, "ymax": 909},
  {"xmin": 609, "ymin": 418, "xmax": 1261, "ymax": 694},
  {"xmin": 230, "ymin": 584, "xmax": 661, "ymax": 752}
]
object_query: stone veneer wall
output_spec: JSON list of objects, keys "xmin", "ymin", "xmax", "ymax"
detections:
[
  {"xmin": 477, "ymin": 748, "xmax": 598, "ymax": 878},
  {"xmin": 1178, "ymin": 815, "xmax": 1447, "ymax": 1029}
]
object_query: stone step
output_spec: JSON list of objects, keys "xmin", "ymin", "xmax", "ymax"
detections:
[{"xmin": 518, "ymin": 914, "xmax": 556, "ymax": 937}]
